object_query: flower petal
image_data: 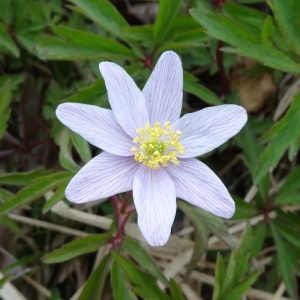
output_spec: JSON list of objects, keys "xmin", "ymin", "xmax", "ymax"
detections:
[
  {"xmin": 133, "ymin": 165, "xmax": 176, "ymax": 246},
  {"xmin": 99, "ymin": 62, "xmax": 149, "ymax": 137},
  {"xmin": 66, "ymin": 152, "xmax": 139, "ymax": 203},
  {"xmin": 56, "ymin": 103, "xmax": 134, "ymax": 156},
  {"xmin": 173, "ymin": 104, "xmax": 247, "ymax": 158},
  {"xmin": 142, "ymin": 51, "xmax": 183, "ymax": 125},
  {"xmin": 167, "ymin": 158, "xmax": 235, "ymax": 218}
]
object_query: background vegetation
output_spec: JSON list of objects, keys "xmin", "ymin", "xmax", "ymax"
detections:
[{"xmin": 0, "ymin": 0, "xmax": 300, "ymax": 299}]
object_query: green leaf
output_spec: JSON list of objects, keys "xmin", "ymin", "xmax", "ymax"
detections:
[
  {"xmin": 0, "ymin": 80, "xmax": 12, "ymax": 139},
  {"xmin": 213, "ymin": 253, "xmax": 225, "ymax": 300},
  {"xmin": 68, "ymin": 0, "xmax": 128, "ymax": 39},
  {"xmin": 0, "ymin": 168, "xmax": 52, "ymax": 186},
  {"xmin": 111, "ymin": 260, "xmax": 138, "ymax": 300},
  {"xmin": 254, "ymin": 93, "xmax": 300, "ymax": 183},
  {"xmin": 231, "ymin": 197, "xmax": 258, "ymax": 220},
  {"xmin": 154, "ymin": 0, "xmax": 182, "ymax": 46},
  {"xmin": 184, "ymin": 71, "xmax": 221, "ymax": 105},
  {"xmin": 0, "ymin": 172, "xmax": 72, "ymax": 216},
  {"xmin": 57, "ymin": 129, "xmax": 80, "ymax": 172},
  {"xmin": 122, "ymin": 237, "xmax": 169, "ymax": 286},
  {"xmin": 70, "ymin": 131, "xmax": 91, "ymax": 164},
  {"xmin": 112, "ymin": 251, "xmax": 170, "ymax": 300},
  {"xmin": 169, "ymin": 279, "xmax": 185, "ymax": 300},
  {"xmin": 53, "ymin": 26, "xmax": 134, "ymax": 58},
  {"xmin": 0, "ymin": 24, "xmax": 19, "ymax": 57},
  {"xmin": 78, "ymin": 254, "xmax": 111, "ymax": 300},
  {"xmin": 177, "ymin": 199, "xmax": 208, "ymax": 276},
  {"xmin": 267, "ymin": 0, "xmax": 300, "ymax": 56},
  {"xmin": 273, "ymin": 220, "xmax": 300, "ymax": 250},
  {"xmin": 190, "ymin": 9, "xmax": 300, "ymax": 72},
  {"xmin": 43, "ymin": 234, "xmax": 111, "ymax": 264},
  {"xmin": 42, "ymin": 184, "xmax": 66, "ymax": 214},
  {"xmin": 270, "ymin": 224, "xmax": 299, "ymax": 298},
  {"xmin": 223, "ymin": 270, "xmax": 261, "ymax": 300},
  {"xmin": 276, "ymin": 165, "xmax": 300, "ymax": 203},
  {"xmin": 178, "ymin": 201, "xmax": 239, "ymax": 249}
]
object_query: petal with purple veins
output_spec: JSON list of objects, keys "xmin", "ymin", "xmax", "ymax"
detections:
[
  {"xmin": 66, "ymin": 152, "xmax": 139, "ymax": 203},
  {"xmin": 133, "ymin": 165, "xmax": 176, "ymax": 246},
  {"xmin": 173, "ymin": 104, "xmax": 247, "ymax": 158},
  {"xmin": 167, "ymin": 158, "xmax": 235, "ymax": 218},
  {"xmin": 142, "ymin": 51, "xmax": 183, "ymax": 125},
  {"xmin": 56, "ymin": 103, "xmax": 133, "ymax": 156},
  {"xmin": 99, "ymin": 62, "xmax": 149, "ymax": 137}
]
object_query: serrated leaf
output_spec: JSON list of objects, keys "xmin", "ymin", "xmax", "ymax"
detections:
[
  {"xmin": 78, "ymin": 254, "xmax": 111, "ymax": 300},
  {"xmin": 254, "ymin": 93, "xmax": 300, "ymax": 183},
  {"xmin": 43, "ymin": 234, "xmax": 111, "ymax": 264},
  {"xmin": 0, "ymin": 172, "xmax": 72, "ymax": 216},
  {"xmin": 154, "ymin": 0, "xmax": 182, "ymax": 46},
  {"xmin": 122, "ymin": 237, "xmax": 169, "ymax": 286}
]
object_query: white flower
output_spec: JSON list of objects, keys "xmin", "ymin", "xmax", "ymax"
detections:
[{"xmin": 56, "ymin": 51, "xmax": 247, "ymax": 246}]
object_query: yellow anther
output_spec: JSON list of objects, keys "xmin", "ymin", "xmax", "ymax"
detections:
[{"xmin": 130, "ymin": 121, "xmax": 185, "ymax": 170}]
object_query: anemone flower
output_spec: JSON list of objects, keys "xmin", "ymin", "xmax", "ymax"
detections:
[{"xmin": 56, "ymin": 51, "xmax": 247, "ymax": 246}]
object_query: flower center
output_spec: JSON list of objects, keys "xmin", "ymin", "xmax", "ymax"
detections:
[{"xmin": 130, "ymin": 121, "xmax": 184, "ymax": 170}]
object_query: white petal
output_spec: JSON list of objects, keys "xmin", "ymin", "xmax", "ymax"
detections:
[
  {"xmin": 173, "ymin": 104, "xmax": 247, "ymax": 158},
  {"xmin": 56, "ymin": 103, "xmax": 133, "ymax": 156},
  {"xmin": 66, "ymin": 152, "xmax": 139, "ymax": 203},
  {"xmin": 99, "ymin": 62, "xmax": 149, "ymax": 137},
  {"xmin": 142, "ymin": 51, "xmax": 183, "ymax": 125},
  {"xmin": 167, "ymin": 158, "xmax": 235, "ymax": 218},
  {"xmin": 133, "ymin": 165, "xmax": 176, "ymax": 246}
]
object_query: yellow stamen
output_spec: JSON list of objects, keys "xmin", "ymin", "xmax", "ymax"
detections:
[{"xmin": 130, "ymin": 121, "xmax": 184, "ymax": 170}]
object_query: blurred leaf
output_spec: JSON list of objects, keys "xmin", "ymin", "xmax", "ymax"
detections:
[
  {"xmin": 111, "ymin": 260, "xmax": 138, "ymax": 300},
  {"xmin": 62, "ymin": 78, "xmax": 107, "ymax": 106},
  {"xmin": 0, "ymin": 24, "xmax": 19, "ymax": 57},
  {"xmin": 68, "ymin": 0, "xmax": 128, "ymax": 39},
  {"xmin": 70, "ymin": 131, "xmax": 91, "ymax": 163},
  {"xmin": 214, "ymin": 224, "xmax": 262, "ymax": 300},
  {"xmin": 273, "ymin": 220, "xmax": 300, "ymax": 250},
  {"xmin": 0, "ymin": 168, "xmax": 52, "ymax": 186},
  {"xmin": 123, "ymin": 237, "xmax": 169, "ymax": 286},
  {"xmin": 169, "ymin": 279, "xmax": 185, "ymax": 300},
  {"xmin": 43, "ymin": 234, "xmax": 111, "ymax": 264},
  {"xmin": 0, "ymin": 172, "xmax": 72, "ymax": 216},
  {"xmin": 57, "ymin": 128, "xmax": 80, "ymax": 172},
  {"xmin": 267, "ymin": 0, "xmax": 300, "ymax": 56},
  {"xmin": 271, "ymin": 224, "xmax": 299, "ymax": 298},
  {"xmin": 234, "ymin": 121, "xmax": 270, "ymax": 200},
  {"xmin": 42, "ymin": 184, "xmax": 66, "ymax": 214},
  {"xmin": 178, "ymin": 201, "xmax": 239, "ymax": 248},
  {"xmin": 190, "ymin": 9, "xmax": 300, "ymax": 72},
  {"xmin": 254, "ymin": 93, "xmax": 300, "ymax": 183},
  {"xmin": 178, "ymin": 199, "xmax": 208, "ymax": 276},
  {"xmin": 276, "ymin": 165, "xmax": 300, "ymax": 204},
  {"xmin": 251, "ymin": 223, "xmax": 266, "ymax": 257},
  {"xmin": 0, "ymin": 275, "xmax": 9, "ymax": 289},
  {"xmin": 78, "ymin": 254, "xmax": 111, "ymax": 300},
  {"xmin": 154, "ymin": 0, "xmax": 182, "ymax": 46},
  {"xmin": 112, "ymin": 251, "xmax": 170, "ymax": 300},
  {"xmin": 184, "ymin": 71, "xmax": 221, "ymax": 105},
  {"xmin": 0, "ymin": 80, "xmax": 12, "ymax": 139},
  {"xmin": 231, "ymin": 197, "xmax": 258, "ymax": 220},
  {"xmin": 53, "ymin": 26, "xmax": 134, "ymax": 58}
]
